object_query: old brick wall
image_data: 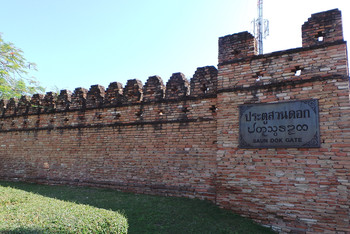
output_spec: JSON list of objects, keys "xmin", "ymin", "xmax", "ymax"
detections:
[
  {"xmin": 0, "ymin": 67, "xmax": 218, "ymax": 200},
  {"xmin": 216, "ymin": 9, "xmax": 350, "ymax": 233},
  {"xmin": 0, "ymin": 8, "xmax": 349, "ymax": 233}
]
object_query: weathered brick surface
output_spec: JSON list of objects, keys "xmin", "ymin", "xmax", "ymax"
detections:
[
  {"xmin": 143, "ymin": 75, "xmax": 165, "ymax": 102},
  {"xmin": 57, "ymin": 89, "xmax": 72, "ymax": 111},
  {"xmin": 70, "ymin": 87, "xmax": 87, "ymax": 110},
  {"xmin": 17, "ymin": 96, "xmax": 31, "ymax": 115},
  {"xmin": 218, "ymin": 31, "xmax": 257, "ymax": 63},
  {"xmin": 190, "ymin": 66, "xmax": 218, "ymax": 97},
  {"xmin": 105, "ymin": 82, "xmax": 123, "ymax": 105},
  {"xmin": 123, "ymin": 79, "xmax": 143, "ymax": 104},
  {"xmin": 216, "ymin": 8, "xmax": 350, "ymax": 233},
  {"xmin": 165, "ymin": 73, "xmax": 190, "ymax": 100},
  {"xmin": 0, "ymin": 68, "xmax": 218, "ymax": 201},
  {"xmin": 302, "ymin": 9, "xmax": 343, "ymax": 47},
  {"xmin": 86, "ymin": 85, "xmax": 105, "ymax": 108},
  {"xmin": 0, "ymin": 8, "xmax": 348, "ymax": 233}
]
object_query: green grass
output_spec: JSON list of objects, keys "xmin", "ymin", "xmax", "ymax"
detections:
[
  {"xmin": 0, "ymin": 181, "xmax": 275, "ymax": 234},
  {"xmin": 0, "ymin": 184, "xmax": 127, "ymax": 233}
]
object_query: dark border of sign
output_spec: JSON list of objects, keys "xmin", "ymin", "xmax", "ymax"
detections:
[{"xmin": 238, "ymin": 99, "xmax": 320, "ymax": 149}]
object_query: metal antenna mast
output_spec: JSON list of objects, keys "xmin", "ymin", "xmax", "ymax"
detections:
[{"xmin": 252, "ymin": 0, "xmax": 269, "ymax": 54}]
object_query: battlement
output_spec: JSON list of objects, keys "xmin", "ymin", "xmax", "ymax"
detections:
[
  {"xmin": 218, "ymin": 31, "xmax": 257, "ymax": 63},
  {"xmin": 218, "ymin": 8, "xmax": 345, "ymax": 66},
  {"xmin": 302, "ymin": 8, "xmax": 343, "ymax": 47},
  {"xmin": 0, "ymin": 66, "xmax": 218, "ymax": 117},
  {"xmin": 1, "ymin": 9, "xmax": 346, "ymax": 118}
]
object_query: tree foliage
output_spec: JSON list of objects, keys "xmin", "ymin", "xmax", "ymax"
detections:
[{"xmin": 0, "ymin": 34, "xmax": 44, "ymax": 100}]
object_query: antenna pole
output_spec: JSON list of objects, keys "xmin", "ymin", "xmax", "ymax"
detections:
[
  {"xmin": 257, "ymin": 0, "xmax": 263, "ymax": 54},
  {"xmin": 252, "ymin": 0, "xmax": 269, "ymax": 54}
]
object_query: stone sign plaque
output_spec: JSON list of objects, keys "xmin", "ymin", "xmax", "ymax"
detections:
[{"xmin": 239, "ymin": 99, "xmax": 320, "ymax": 148}]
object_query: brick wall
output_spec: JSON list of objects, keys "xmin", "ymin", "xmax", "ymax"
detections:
[
  {"xmin": 0, "ymin": 67, "xmax": 219, "ymax": 200},
  {"xmin": 216, "ymin": 8, "xmax": 350, "ymax": 233},
  {"xmin": 0, "ymin": 8, "xmax": 349, "ymax": 233}
]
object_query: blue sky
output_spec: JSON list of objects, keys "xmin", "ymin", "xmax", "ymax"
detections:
[{"xmin": 1, "ymin": 0, "xmax": 349, "ymax": 93}]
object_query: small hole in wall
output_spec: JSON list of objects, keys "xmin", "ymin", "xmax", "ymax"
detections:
[
  {"xmin": 233, "ymin": 49, "xmax": 241, "ymax": 55},
  {"xmin": 158, "ymin": 110, "xmax": 164, "ymax": 116},
  {"xmin": 293, "ymin": 66, "xmax": 303, "ymax": 76},
  {"xmin": 316, "ymin": 31, "xmax": 324, "ymax": 42},
  {"xmin": 182, "ymin": 107, "xmax": 189, "ymax": 113},
  {"xmin": 114, "ymin": 113, "xmax": 121, "ymax": 119},
  {"xmin": 95, "ymin": 112, "xmax": 103, "ymax": 119},
  {"xmin": 135, "ymin": 111, "xmax": 143, "ymax": 117},
  {"xmin": 254, "ymin": 72, "xmax": 263, "ymax": 81},
  {"xmin": 209, "ymin": 105, "xmax": 217, "ymax": 113},
  {"xmin": 200, "ymin": 84, "xmax": 209, "ymax": 94}
]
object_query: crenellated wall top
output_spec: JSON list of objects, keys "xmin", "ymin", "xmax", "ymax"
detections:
[{"xmin": 0, "ymin": 66, "xmax": 218, "ymax": 117}]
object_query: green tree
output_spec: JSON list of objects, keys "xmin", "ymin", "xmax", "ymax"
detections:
[{"xmin": 0, "ymin": 33, "xmax": 44, "ymax": 100}]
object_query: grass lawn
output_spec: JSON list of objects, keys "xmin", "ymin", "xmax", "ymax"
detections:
[{"xmin": 0, "ymin": 181, "xmax": 275, "ymax": 233}]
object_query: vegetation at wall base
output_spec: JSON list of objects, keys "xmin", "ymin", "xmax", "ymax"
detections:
[{"xmin": 0, "ymin": 181, "xmax": 275, "ymax": 234}]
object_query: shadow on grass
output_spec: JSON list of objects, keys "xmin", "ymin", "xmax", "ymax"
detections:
[{"xmin": 0, "ymin": 181, "xmax": 275, "ymax": 234}]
